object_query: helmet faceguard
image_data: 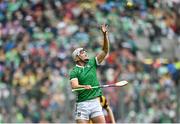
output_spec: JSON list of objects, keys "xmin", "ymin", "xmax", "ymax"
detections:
[{"xmin": 72, "ymin": 48, "xmax": 89, "ymax": 63}]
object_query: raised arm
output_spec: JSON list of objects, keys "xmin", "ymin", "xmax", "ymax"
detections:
[{"xmin": 96, "ymin": 24, "xmax": 110, "ymax": 64}]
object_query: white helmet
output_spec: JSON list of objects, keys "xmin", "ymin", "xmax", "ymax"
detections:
[{"xmin": 72, "ymin": 48, "xmax": 84, "ymax": 61}]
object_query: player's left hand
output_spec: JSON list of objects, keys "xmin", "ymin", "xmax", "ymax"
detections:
[{"xmin": 101, "ymin": 23, "xmax": 108, "ymax": 34}]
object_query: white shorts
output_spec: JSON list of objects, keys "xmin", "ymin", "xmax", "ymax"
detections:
[{"xmin": 75, "ymin": 98, "xmax": 104, "ymax": 120}]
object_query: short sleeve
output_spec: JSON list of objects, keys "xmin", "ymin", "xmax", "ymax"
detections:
[
  {"xmin": 69, "ymin": 69, "xmax": 77, "ymax": 80},
  {"xmin": 89, "ymin": 57, "xmax": 98, "ymax": 67}
]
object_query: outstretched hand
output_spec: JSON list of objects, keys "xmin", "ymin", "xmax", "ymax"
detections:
[{"xmin": 101, "ymin": 23, "xmax": 108, "ymax": 34}]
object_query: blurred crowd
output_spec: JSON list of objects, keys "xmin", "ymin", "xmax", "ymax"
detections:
[{"xmin": 0, "ymin": 0, "xmax": 180, "ymax": 123}]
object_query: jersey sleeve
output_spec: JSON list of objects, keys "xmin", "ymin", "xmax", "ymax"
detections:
[
  {"xmin": 89, "ymin": 57, "xmax": 99, "ymax": 67},
  {"xmin": 69, "ymin": 69, "xmax": 78, "ymax": 80}
]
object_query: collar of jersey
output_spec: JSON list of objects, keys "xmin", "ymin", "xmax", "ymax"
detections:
[{"xmin": 76, "ymin": 64, "xmax": 84, "ymax": 68}]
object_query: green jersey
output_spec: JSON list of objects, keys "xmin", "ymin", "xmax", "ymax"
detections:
[{"xmin": 69, "ymin": 57, "xmax": 102, "ymax": 102}]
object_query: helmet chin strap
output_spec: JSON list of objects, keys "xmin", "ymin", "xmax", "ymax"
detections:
[
  {"xmin": 77, "ymin": 55, "xmax": 89, "ymax": 64},
  {"xmin": 84, "ymin": 59, "xmax": 89, "ymax": 63}
]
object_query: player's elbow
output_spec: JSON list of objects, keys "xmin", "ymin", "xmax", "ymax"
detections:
[
  {"xmin": 101, "ymin": 49, "xmax": 108, "ymax": 56},
  {"xmin": 70, "ymin": 78, "xmax": 79, "ymax": 89},
  {"xmin": 71, "ymin": 83, "xmax": 79, "ymax": 89},
  {"xmin": 71, "ymin": 84, "xmax": 77, "ymax": 89}
]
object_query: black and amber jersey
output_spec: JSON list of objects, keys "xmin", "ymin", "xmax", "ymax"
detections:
[{"xmin": 99, "ymin": 95, "xmax": 109, "ymax": 109}]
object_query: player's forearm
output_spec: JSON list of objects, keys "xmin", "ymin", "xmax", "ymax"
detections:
[
  {"xmin": 71, "ymin": 83, "xmax": 91, "ymax": 90},
  {"xmin": 71, "ymin": 78, "xmax": 92, "ymax": 90},
  {"xmin": 72, "ymin": 84, "xmax": 87, "ymax": 89},
  {"xmin": 96, "ymin": 25, "xmax": 109, "ymax": 63},
  {"xmin": 102, "ymin": 32, "xmax": 109, "ymax": 54}
]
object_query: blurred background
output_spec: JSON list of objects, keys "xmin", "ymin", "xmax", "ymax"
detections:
[{"xmin": 0, "ymin": 0, "xmax": 180, "ymax": 123}]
